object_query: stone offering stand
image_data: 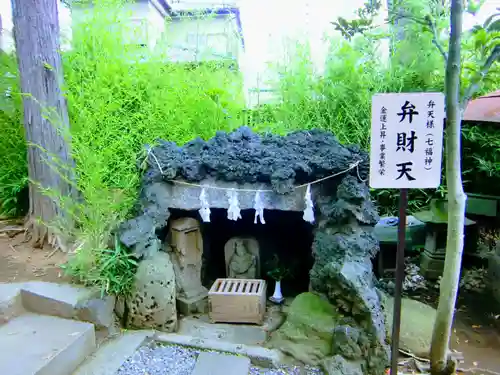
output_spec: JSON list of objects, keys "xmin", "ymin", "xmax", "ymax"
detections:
[{"xmin": 117, "ymin": 127, "xmax": 390, "ymax": 374}]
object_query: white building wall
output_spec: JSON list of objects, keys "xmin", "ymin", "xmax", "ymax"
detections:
[
  {"xmin": 0, "ymin": 0, "xmax": 71, "ymax": 53},
  {"xmin": 163, "ymin": 14, "xmax": 241, "ymax": 62}
]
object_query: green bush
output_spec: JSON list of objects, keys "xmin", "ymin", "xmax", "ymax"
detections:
[{"xmin": 58, "ymin": 3, "xmax": 244, "ymax": 294}]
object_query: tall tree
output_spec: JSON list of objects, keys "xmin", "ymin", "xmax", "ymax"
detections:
[
  {"xmin": 11, "ymin": 0, "xmax": 74, "ymax": 248},
  {"xmin": 430, "ymin": 2, "xmax": 499, "ymax": 374},
  {"xmin": 430, "ymin": 1, "xmax": 464, "ymax": 373}
]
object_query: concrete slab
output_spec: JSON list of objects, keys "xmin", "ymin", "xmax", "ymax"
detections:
[
  {"xmin": 155, "ymin": 332, "xmax": 283, "ymax": 368},
  {"xmin": 191, "ymin": 352, "xmax": 250, "ymax": 375},
  {"xmin": 178, "ymin": 317, "xmax": 266, "ymax": 346},
  {"xmin": 0, "ymin": 313, "xmax": 96, "ymax": 375},
  {"xmin": 73, "ymin": 330, "xmax": 154, "ymax": 375}
]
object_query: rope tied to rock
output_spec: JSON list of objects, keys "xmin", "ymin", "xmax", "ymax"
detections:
[{"xmin": 145, "ymin": 146, "xmax": 367, "ymax": 192}]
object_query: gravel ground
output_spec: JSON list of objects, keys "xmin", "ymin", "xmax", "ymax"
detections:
[{"xmin": 116, "ymin": 343, "xmax": 324, "ymax": 375}]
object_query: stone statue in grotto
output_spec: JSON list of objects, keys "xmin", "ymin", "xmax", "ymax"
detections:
[
  {"xmin": 167, "ymin": 218, "xmax": 208, "ymax": 314},
  {"xmin": 226, "ymin": 238, "xmax": 258, "ymax": 279}
]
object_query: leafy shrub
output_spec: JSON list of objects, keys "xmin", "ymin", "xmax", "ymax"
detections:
[
  {"xmin": 62, "ymin": 235, "xmax": 138, "ymax": 297},
  {"xmin": 56, "ymin": 3, "xmax": 244, "ymax": 294},
  {"xmin": 462, "ymin": 123, "xmax": 500, "ymax": 195}
]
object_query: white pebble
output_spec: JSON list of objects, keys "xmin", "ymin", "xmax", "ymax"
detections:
[{"xmin": 116, "ymin": 344, "xmax": 324, "ymax": 375}]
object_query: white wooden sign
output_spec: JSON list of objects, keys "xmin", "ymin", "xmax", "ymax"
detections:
[{"xmin": 369, "ymin": 93, "xmax": 445, "ymax": 189}]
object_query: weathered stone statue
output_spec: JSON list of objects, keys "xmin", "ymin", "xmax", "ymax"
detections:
[
  {"xmin": 167, "ymin": 217, "xmax": 207, "ymax": 314},
  {"xmin": 225, "ymin": 237, "xmax": 259, "ymax": 279}
]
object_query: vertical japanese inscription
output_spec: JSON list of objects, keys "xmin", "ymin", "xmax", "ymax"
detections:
[
  {"xmin": 425, "ymin": 100, "xmax": 436, "ymax": 170},
  {"xmin": 370, "ymin": 93, "xmax": 444, "ymax": 189},
  {"xmin": 395, "ymin": 100, "xmax": 418, "ymax": 181},
  {"xmin": 379, "ymin": 106, "xmax": 387, "ymax": 176}
]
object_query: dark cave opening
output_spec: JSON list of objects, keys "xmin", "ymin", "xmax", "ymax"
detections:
[{"xmin": 167, "ymin": 208, "xmax": 315, "ymax": 298}]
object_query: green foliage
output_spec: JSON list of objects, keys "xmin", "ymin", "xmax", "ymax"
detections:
[
  {"xmin": 0, "ymin": 53, "xmax": 28, "ymax": 217},
  {"xmin": 266, "ymin": 254, "xmax": 294, "ymax": 281},
  {"xmin": 57, "ymin": 3, "xmax": 243, "ymax": 294},
  {"xmin": 333, "ymin": 1, "xmax": 382, "ymax": 40},
  {"xmin": 62, "ymin": 235, "xmax": 138, "ymax": 297},
  {"xmin": 253, "ymin": 32, "xmax": 445, "ymax": 150},
  {"xmin": 462, "ymin": 9, "xmax": 500, "ymax": 99},
  {"xmin": 462, "ymin": 123, "xmax": 500, "ymax": 195}
]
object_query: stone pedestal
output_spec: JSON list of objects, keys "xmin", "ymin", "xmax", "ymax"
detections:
[
  {"xmin": 415, "ymin": 206, "xmax": 476, "ymax": 280},
  {"xmin": 419, "ymin": 230, "xmax": 446, "ymax": 280},
  {"xmin": 420, "ymin": 249, "xmax": 447, "ymax": 280},
  {"xmin": 177, "ymin": 291, "xmax": 208, "ymax": 315}
]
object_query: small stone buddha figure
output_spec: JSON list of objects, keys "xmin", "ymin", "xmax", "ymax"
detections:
[{"xmin": 227, "ymin": 239, "xmax": 258, "ymax": 279}]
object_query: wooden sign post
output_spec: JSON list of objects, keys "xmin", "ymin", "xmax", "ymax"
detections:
[{"xmin": 369, "ymin": 93, "xmax": 445, "ymax": 374}]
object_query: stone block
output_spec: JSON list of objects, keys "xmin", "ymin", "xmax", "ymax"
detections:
[
  {"xmin": 76, "ymin": 295, "xmax": 116, "ymax": 329},
  {"xmin": 191, "ymin": 352, "xmax": 250, "ymax": 375},
  {"xmin": 74, "ymin": 330, "xmax": 154, "ymax": 375},
  {"xmin": 420, "ymin": 250, "xmax": 446, "ymax": 280},
  {"xmin": 155, "ymin": 332, "xmax": 282, "ymax": 368},
  {"xmin": 177, "ymin": 293, "xmax": 208, "ymax": 315},
  {"xmin": 18, "ymin": 281, "xmax": 116, "ymax": 329}
]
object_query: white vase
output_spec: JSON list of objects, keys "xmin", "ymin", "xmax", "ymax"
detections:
[{"xmin": 269, "ymin": 280, "xmax": 285, "ymax": 304}]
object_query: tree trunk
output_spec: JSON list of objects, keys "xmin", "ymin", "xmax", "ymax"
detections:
[
  {"xmin": 11, "ymin": 0, "xmax": 74, "ymax": 248},
  {"xmin": 430, "ymin": 1, "xmax": 466, "ymax": 374}
]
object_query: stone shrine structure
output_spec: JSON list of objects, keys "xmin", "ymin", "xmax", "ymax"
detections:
[
  {"xmin": 167, "ymin": 217, "xmax": 208, "ymax": 314},
  {"xmin": 224, "ymin": 237, "xmax": 260, "ymax": 279},
  {"xmin": 118, "ymin": 127, "xmax": 389, "ymax": 374}
]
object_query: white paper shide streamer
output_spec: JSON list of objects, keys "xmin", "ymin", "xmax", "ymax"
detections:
[
  {"xmin": 253, "ymin": 191, "xmax": 266, "ymax": 224},
  {"xmin": 303, "ymin": 184, "xmax": 315, "ymax": 223},
  {"xmin": 198, "ymin": 188, "xmax": 211, "ymax": 222},
  {"xmin": 227, "ymin": 189, "xmax": 242, "ymax": 221}
]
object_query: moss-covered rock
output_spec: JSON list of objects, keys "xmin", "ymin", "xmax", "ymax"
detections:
[
  {"xmin": 381, "ymin": 293, "xmax": 436, "ymax": 358},
  {"xmin": 266, "ymin": 292, "xmax": 341, "ymax": 365},
  {"xmin": 323, "ymin": 355, "xmax": 364, "ymax": 375}
]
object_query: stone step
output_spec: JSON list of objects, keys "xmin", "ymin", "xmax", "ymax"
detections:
[
  {"xmin": 20, "ymin": 282, "xmax": 115, "ymax": 329},
  {"xmin": 0, "ymin": 313, "xmax": 96, "ymax": 375},
  {"xmin": 0, "ymin": 282, "xmax": 116, "ymax": 330},
  {"xmin": 191, "ymin": 352, "xmax": 251, "ymax": 375},
  {"xmin": 73, "ymin": 330, "xmax": 154, "ymax": 375}
]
